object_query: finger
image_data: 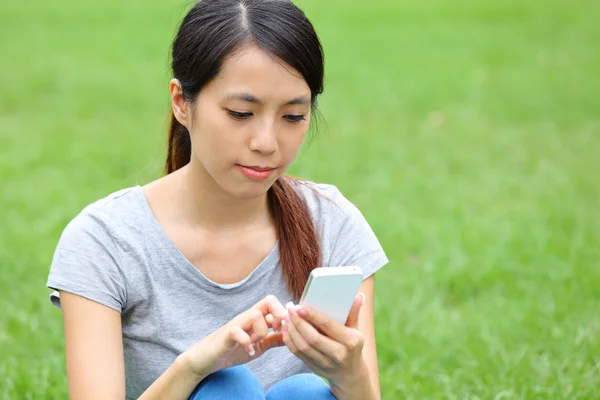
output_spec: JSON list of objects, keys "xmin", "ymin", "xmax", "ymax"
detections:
[
  {"xmin": 345, "ymin": 292, "xmax": 365, "ymax": 328},
  {"xmin": 255, "ymin": 295, "xmax": 287, "ymax": 331},
  {"xmin": 286, "ymin": 312, "xmax": 332, "ymax": 368},
  {"xmin": 291, "ymin": 310, "xmax": 346, "ymax": 364},
  {"xmin": 227, "ymin": 325, "xmax": 254, "ymax": 355},
  {"xmin": 265, "ymin": 314, "xmax": 275, "ymax": 327},
  {"xmin": 256, "ymin": 331, "xmax": 285, "ymax": 354},
  {"xmin": 248, "ymin": 310, "xmax": 270, "ymax": 343},
  {"xmin": 265, "ymin": 314, "xmax": 282, "ymax": 333},
  {"xmin": 296, "ymin": 305, "xmax": 351, "ymax": 344},
  {"xmin": 282, "ymin": 319, "xmax": 316, "ymax": 368},
  {"xmin": 281, "ymin": 319, "xmax": 298, "ymax": 354}
]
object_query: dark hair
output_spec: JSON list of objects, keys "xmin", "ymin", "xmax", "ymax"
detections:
[{"xmin": 165, "ymin": 0, "xmax": 323, "ymax": 301}]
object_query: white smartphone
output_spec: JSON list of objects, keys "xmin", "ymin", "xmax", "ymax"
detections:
[{"xmin": 299, "ymin": 266, "xmax": 364, "ymax": 325}]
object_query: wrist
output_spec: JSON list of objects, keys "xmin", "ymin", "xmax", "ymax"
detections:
[
  {"xmin": 329, "ymin": 360, "xmax": 376, "ymax": 400},
  {"xmin": 137, "ymin": 353, "xmax": 208, "ymax": 399},
  {"xmin": 175, "ymin": 352, "xmax": 208, "ymax": 383}
]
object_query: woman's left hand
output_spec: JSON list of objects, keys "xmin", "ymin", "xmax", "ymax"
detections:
[{"xmin": 281, "ymin": 293, "xmax": 369, "ymax": 390}]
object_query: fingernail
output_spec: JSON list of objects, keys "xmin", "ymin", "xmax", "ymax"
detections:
[
  {"xmin": 288, "ymin": 308, "xmax": 296, "ymax": 316},
  {"xmin": 285, "ymin": 301, "xmax": 295, "ymax": 310},
  {"xmin": 359, "ymin": 292, "xmax": 366, "ymax": 305},
  {"xmin": 282, "ymin": 320, "xmax": 287, "ymax": 333},
  {"xmin": 248, "ymin": 344, "xmax": 255, "ymax": 356},
  {"xmin": 297, "ymin": 307, "xmax": 307, "ymax": 317}
]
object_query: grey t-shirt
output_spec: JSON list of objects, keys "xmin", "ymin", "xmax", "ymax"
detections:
[{"xmin": 47, "ymin": 181, "xmax": 388, "ymax": 399}]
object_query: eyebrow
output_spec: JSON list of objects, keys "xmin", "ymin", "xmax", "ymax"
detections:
[{"xmin": 224, "ymin": 92, "xmax": 310, "ymax": 106}]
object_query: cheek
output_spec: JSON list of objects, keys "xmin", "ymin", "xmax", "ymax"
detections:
[
  {"xmin": 190, "ymin": 114, "xmax": 241, "ymax": 167},
  {"xmin": 282, "ymin": 114, "xmax": 312, "ymax": 157},
  {"xmin": 279, "ymin": 127, "xmax": 308, "ymax": 161}
]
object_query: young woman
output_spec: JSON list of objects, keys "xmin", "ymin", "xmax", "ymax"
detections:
[{"xmin": 47, "ymin": 0, "xmax": 388, "ymax": 399}]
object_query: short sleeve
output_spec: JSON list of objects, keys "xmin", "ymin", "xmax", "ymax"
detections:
[
  {"xmin": 46, "ymin": 211, "xmax": 126, "ymax": 312},
  {"xmin": 321, "ymin": 186, "xmax": 389, "ymax": 279}
]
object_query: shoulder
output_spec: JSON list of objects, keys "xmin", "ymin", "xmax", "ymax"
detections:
[
  {"xmin": 290, "ymin": 178, "xmax": 363, "ymax": 225},
  {"xmin": 59, "ymin": 186, "xmax": 146, "ymax": 243},
  {"xmin": 79, "ymin": 186, "xmax": 143, "ymax": 219},
  {"xmin": 48, "ymin": 187, "xmax": 140, "ymax": 312},
  {"xmin": 290, "ymin": 178, "xmax": 388, "ymax": 273}
]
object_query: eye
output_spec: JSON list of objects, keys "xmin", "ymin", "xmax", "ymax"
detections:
[
  {"xmin": 227, "ymin": 109, "xmax": 253, "ymax": 120},
  {"xmin": 284, "ymin": 114, "xmax": 306, "ymax": 123}
]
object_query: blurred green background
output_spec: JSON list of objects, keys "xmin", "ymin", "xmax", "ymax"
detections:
[{"xmin": 1, "ymin": 0, "xmax": 599, "ymax": 398}]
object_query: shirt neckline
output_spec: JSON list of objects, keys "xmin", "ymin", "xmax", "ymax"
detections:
[{"xmin": 132, "ymin": 185, "xmax": 280, "ymax": 293}]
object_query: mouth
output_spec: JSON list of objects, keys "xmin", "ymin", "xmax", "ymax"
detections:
[{"xmin": 236, "ymin": 164, "xmax": 277, "ymax": 180}]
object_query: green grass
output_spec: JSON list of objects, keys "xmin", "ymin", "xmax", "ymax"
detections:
[{"xmin": 1, "ymin": 0, "xmax": 599, "ymax": 398}]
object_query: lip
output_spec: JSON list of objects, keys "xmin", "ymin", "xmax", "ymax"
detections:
[{"xmin": 237, "ymin": 165, "xmax": 276, "ymax": 180}]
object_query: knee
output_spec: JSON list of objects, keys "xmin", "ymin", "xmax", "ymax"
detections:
[
  {"xmin": 266, "ymin": 373, "xmax": 337, "ymax": 400},
  {"xmin": 189, "ymin": 365, "xmax": 264, "ymax": 400}
]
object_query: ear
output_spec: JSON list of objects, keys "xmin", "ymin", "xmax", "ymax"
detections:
[{"xmin": 169, "ymin": 79, "xmax": 189, "ymax": 128}]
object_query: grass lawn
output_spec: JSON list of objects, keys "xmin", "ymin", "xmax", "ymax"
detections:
[{"xmin": 1, "ymin": 0, "xmax": 599, "ymax": 398}]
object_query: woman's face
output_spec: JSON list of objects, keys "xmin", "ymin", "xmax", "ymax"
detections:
[{"xmin": 172, "ymin": 44, "xmax": 312, "ymax": 199}]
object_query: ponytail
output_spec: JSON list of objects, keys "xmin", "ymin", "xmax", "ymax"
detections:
[
  {"xmin": 164, "ymin": 110, "xmax": 321, "ymax": 301},
  {"xmin": 268, "ymin": 178, "xmax": 321, "ymax": 301},
  {"xmin": 165, "ymin": 110, "xmax": 192, "ymax": 174}
]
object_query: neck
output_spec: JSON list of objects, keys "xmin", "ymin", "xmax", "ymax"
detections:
[{"xmin": 173, "ymin": 161, "xmax": 272, "ymax": 230}]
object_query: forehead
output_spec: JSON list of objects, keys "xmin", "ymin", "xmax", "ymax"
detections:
[{"xmin": 206, "ymin": 44, "xmax": 311, "ymax": 102}]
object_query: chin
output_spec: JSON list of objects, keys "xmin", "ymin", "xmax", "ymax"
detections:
[{"xmin": 226, "ymin": 180, "xmax": 274, "ymax": 199}]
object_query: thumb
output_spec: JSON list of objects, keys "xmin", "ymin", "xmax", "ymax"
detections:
[
  {"xmin": 345, "ymin": 292, "xmax": 365, "ymax": 328},
  {"xmin": 226, "ymin": 325, "xmax": 252, "ymax": 354},
  {"xmin": 257, "ymin": 331, "xmax": 284, "ymax": 354}
]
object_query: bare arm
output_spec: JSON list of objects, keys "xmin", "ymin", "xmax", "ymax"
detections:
[
  {"xmin": 61, "ymin": 292, "xmax": 204, "ymax": 400},
  {"xmin": 60, "ymin": 291, "xmax": 126, "ymax": 399},
  {"xmin": 357, "ymin": 275, "xmax": 381, "ymax": 399},
  {"xmin": 60, "ymin": 291, "xmax": 286, "ymax": 400}
]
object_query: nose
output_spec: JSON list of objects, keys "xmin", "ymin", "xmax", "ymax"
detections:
[{"xmin": 249, "ymin": 121, "xmax": 278, "ymax": 155}]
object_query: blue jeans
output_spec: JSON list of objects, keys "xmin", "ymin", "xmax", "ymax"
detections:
[{"xmin": 189, "ymin": 365, "xmax": 337, "ymax": 399}]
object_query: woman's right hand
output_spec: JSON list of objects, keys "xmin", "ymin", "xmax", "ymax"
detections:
[{"xmin": 179, "ymin": 295, "xmax": 288, "ymax": 378}]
